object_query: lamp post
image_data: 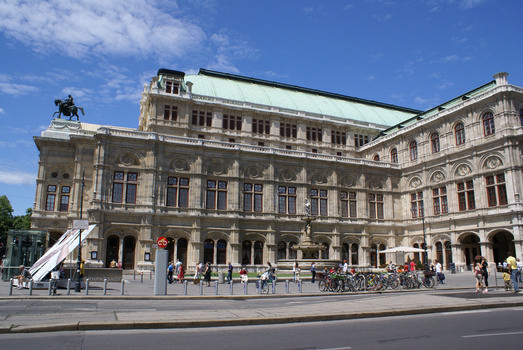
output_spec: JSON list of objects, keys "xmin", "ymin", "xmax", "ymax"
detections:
[
  {"xmin": 75, "ymin": 168, "xmax": 85, "ymax": 293},
  {"xmin": 422, "ymin": 212, "xmax": 429, "ymax": 271}
]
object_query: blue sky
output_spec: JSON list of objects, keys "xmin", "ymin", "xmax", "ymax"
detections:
[{"xmin": 0, "ymin": 0, "xmax": 521, "ymax": 215}]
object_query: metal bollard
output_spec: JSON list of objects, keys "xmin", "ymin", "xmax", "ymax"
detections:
[
  {"xmin": 29, "ymin": 280, "xmax": 33, "ymax": 296},
  {"xmin": 230, "ymin": 280, "xmax": 234, "ymax": 295},
  {"xmin": 272, "ymin": 281, "xmax": 276, "ymax": 294},
  {"xmin": 215, "ymin": 281, "xmax": 219, "ymax": 295},
  {"xmin": 9, "ymin": 278, "xmax": 13, "ymax": 296},
  {"xmin": 133, "ymin": 270, "xmax": 136, "ymax": 280},
  {"xmin": 199, "ymin": 280, "xmax": 203, "ymax": 295},
  {"xmin": 244, "ymin": 281, "xmax": 248, "ymax": 295},
  {"xmin": 298, "ymin": 280, "xmax": 302, "ymax": 293},
  {"xmin": 184, "ymin": 280, "xmax": 188, "ymax": 295},
  {"xmin": 140, "ymin": 273, "xmax": 143, "ymax": 284},
  {"xmin": 150, "ymin": 271, "xmax": 153, "ymax": 279},
  {"xmin": 285, "ymin": 280, "xmax": 289, "ymax": 294},
  {"xmin": 67, "ymin": 279, "xmax": 71, "ymax": 295},
  {"xmin": 104, "ymin": 279, "xmax": 108, "ymax": 295},
  {"xmin": 48, "ymin": 280, "xmax": 53, "ymax": 295},
  {"xmin": 121, "ymin": 279, "xmax": 125, "ymax": 295},
  {"xmin": 85, "ymin": 279, "xmax": 90, "ymax": 295}
]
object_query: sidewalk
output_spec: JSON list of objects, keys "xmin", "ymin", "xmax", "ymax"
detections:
[{"xmin": 1, "ymin": 271, "xmax": 521, "ymax": 334}]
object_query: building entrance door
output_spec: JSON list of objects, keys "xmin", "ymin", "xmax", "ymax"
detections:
[
  {"xmin": 105, "ymin": 235, "xmax": 119, "ymax": 268},
  {"xmin": 122, "ymin": 236, "xmax": 136, "ymax": 269}
]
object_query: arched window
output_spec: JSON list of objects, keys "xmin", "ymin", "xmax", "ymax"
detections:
[
  {"xmin": 390, "ymin": 148, "xmax": 398, "ymax": 163},
  {"xmin": 253, "ymin": 241, "xmax": 264, "ymax": 265},
  {"xmin": 321, "ymin": 243, "xmax": 329, "ymax": 260},
  {"xmin": 277, "ymin": 241, "xmax": 286, "ymax": 260},
  {"xmin": 217, "ymin": 239, "xmax": 227, "ymax": 265},
  {"xmin": 482, "ymin": 112, "xmax": 495, "ymax": 136},
  {"xmin": 409, "ymin": 141, "xmax": 418, "ymax": 161},
  {"xmin": 203, "ymin": 239, "xmax": 214, "ymax": 264},
  {"xmin": 350, "ymin": 243, "xmax": 359, "ymax": 265},
  {"xmin": 373, "ymin": 154, "xmax": 380, "ymax": 161},
  {"xmin": 241, "ymin": 241, "xmax": 251, "ymax": 265},
  {"xmin": 430, "ymin": 132, "xmax": 440, "ymax": 153},
  {"xmin": 289, "ymin": 241, "xmax": 297, "ymax": 260},
  {"xmin": 454, "ymin": 122, "xmax": 465, "ymax": 145},
  {"xmin": 342, "ymin": 243, "xmax": 350, "ymax": 261}
]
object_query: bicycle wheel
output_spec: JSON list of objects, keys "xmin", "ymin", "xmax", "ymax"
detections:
[
  {"xmin": 423, "ymin": 276, "xmax": 435, "ymax": 288},
  {"xmin": 318, "ymin": 279, "xmax": 327, "ymax": 292},
  {"xmin": 261, "ymin": 281, "xmax": 269, "ymax": 294}
]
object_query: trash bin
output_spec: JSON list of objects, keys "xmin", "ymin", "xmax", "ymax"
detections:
[
  {"xmin": 449, "ymin": 262, "xmax": 456, "ymax": 274},
  {"xmin": 218, "ymin": 271, "xmax": 225, "ymax": 283}
]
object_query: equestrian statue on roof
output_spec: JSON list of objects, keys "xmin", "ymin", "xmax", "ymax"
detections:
[{"xmin": 53, "ymin": 95, "xmax": 84, "ymax": 121}]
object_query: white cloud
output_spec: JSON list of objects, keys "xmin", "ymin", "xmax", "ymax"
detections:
[
  {"xmin": 0, "ymin": 0, "xmax": 206, "ymax": 61},
  {"xmin": 0, "ymin": 169, "xmax": 35, "ymax": 185},
  {"xmin": 0, "ymin": 108, "xmax": 4, "ymax": 114},
  {"xmin": 0, "ymin": 75, "xmax": 39, "ymax": 95}
]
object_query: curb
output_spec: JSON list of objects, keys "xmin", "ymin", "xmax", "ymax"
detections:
[{"xmin": 4, "ymin": 299, "xmax": 523, "ymax": 334}]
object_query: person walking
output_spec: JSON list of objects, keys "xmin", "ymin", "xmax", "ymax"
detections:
[
  {"xmin": 293, "ymin": 261, "xmax": 300, "ymax": 283},
  {"xmin": 435, "ymin": 260, "xmax": 444, "ymax": 284},
  {"xmin": 310, "ymin": 262, "xmax": 317, "ymax": 283},
  {"xmin": 474, "ymin": 256, "xmax": 484, "ymax": 293},
  {"xmin": 226, "ymin": 262, "xmax": 233, "ymax": 284},
  {"xmin": 203, "ymin": 262, "xmax": 212, "ymax": 287},
  {"xmin": 167, "ymin": 261, "xmax": 174, "ymax": 284},
  {"xmin": 506, "ymin": 255, "xmax": 519, "ymax": 293},
  {"xmin": 177, "ymin": 264, "xmax": 185, "ymax": 283},
  {"xmin": 481, "ymin": 256, "xmax": 489, "ymax": 293}
]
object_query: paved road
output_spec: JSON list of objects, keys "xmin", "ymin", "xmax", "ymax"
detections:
[{"xmin": 0, "ymin": 271, "xmax": 521, "ymax": 334}]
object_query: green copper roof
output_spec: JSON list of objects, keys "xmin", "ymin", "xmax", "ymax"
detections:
[{"xmin": 184, "ymin": 69, "xmax": 421, "ymax": 127}]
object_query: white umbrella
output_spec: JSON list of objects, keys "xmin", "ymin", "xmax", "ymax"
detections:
[{"xmin": 378, "ymin": 246, "xmax": 426, "ymax": 254}]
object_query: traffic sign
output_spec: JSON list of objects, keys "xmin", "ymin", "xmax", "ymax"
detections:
[
  {"xmin": 157, "ymin": 236, "xmax": 168, "ymax": 248},
  {"xmin": 73, "ymin": 220, "xmax": 89, "ymax": 230}
]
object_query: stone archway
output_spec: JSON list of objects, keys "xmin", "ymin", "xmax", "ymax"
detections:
[
  {"xmin": 460, "ymin": 233, "xmax": 480, "ymax": 270},
  {"xmin": 105, "ymin": 235, "xmax": 119, "ymax": 268},
  {"xmin": 122, "ymin": 236, "xmax": 136, "ymax": 269},
  {"xmin": 491, "ymin": 230, "xmax": 515, "ymax": 264}
]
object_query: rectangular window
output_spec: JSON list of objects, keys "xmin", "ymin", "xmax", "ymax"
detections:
[
  {"xmin": 331, "ymin": 131, "xmax": 346, "ymax": 145},
  {"xmin": 165, "ymin": 81, "xmax": 179, "ymax": 94},
  {"xmin": 112, "ymin": 171, "xmax": 138, "ymax": 204},
  {"xmin": 125, "ymin": 172, "xmax": 138, "ymax": 204},
  {"xmin": 223, "ymin": 114, "xmax": 242, "ymax": 131},
  {"xmin": 163, "ymin": 105, "xmax": 178, "ymax": 121},
  {"xmin": 192, "ymin": 110, "xmax": 212, "ymax": 126},
  {"xmin": 410, "ymin": 192, "xmax": 424, "ymax": 218},
  {"xmin": 166, "ymin": 177, "xmax": 190, "ymax": 208},
  {"xmin": 369, "ymin": 193, "xmax": 384, "ymax": 219},
  {"xmin": 278, "ymin": 186, "xmax": 296, "ymax": 214},
  {"xmin": 252, "ymin": 118, "xmax": 270, "ymax": 134},
  {"xmin": 45, "ymin": 185, "xmax": 56, "ymax": 211},
  {"xmin": 244, "ymin": 183, "xmax": 263, "ymax": 212},
  {"xmin": 310, "ymin": 189, "xmax": 328, "ymax": 216},
  {"xmin": 279, "ymin": 122, "xmax": 297, "ymax": 138},
  {"xmin": 112, "ymin": 171, "xmax": 124, "ymax": 203},
  {"xmin": 207, "ymin": 180, "xmax": 227, "ymax": 210},
  {"xmin": 59, "ymin": 186, "xmax": 70, "ymax": 212},
  {"xmin": 432, "ymin": 187, "xmax": 448, "ymax": 215},
  {"xmin": 486, "ymin": 173, "xmax": 508, "ymax": 207},
  {"xmin": 354, "ymin": 134, "xmax": 369, "ymax": 147},
  {"xmin": 457, "ymin": 180, "xmax": 475, "ymax": 211}
]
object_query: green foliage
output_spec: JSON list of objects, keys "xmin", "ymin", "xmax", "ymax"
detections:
[
  {"xmin": 0, "ymin": 195, "xmax": 14, "ymax": 245},
  {"xmin": 0, "ymin": 196, "xmax": 32, "ymax": 248}
]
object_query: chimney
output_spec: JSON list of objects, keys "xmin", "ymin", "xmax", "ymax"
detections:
[{"xmin": 493, "ymin": 72, "xmax": 508, "ymax": 86}]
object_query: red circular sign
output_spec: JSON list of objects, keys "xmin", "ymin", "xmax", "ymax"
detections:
[{"xmin": 157, "ymin": 237, "xmax": 168, "ymax": 248}]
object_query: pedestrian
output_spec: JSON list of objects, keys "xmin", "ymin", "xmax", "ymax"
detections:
[
  {"xmin": 14, "ymin": 265, "xmax": 31, "ymax": 289},
  {"xmin": 175, "ymin": 259, "xmax": 182, "ymax": 274},
  {"xmin": 474, "ymin": 256, "xmax": 484, "ymax": 293},
  {"xmin": 517, "ymin": 258, "xmax": 523, "ymax": 284},
  {"xmin": 435, "ymin": 260, "xmax": 444, "ymax": 284},
  {"xmin": 503, "ymin": 270, "xmax": 512, "ymax": 290},
  {"xmin": 342, "ymin": 259, "xmax": 348, "ymax": 274},
  {"xmin": 167, "ymin": 261, "xmax": 174, "ymax": 284},
  {"xmin": 226, "ymin": 262, "xmax": 233, "ymax": 284},
  {"xmin": 310, "ymin": 262, "xmax": 316, "ymax": 283},
  {"xmin": 480, "ymin": 256, "xmax": 489, "ymax": 293},
  {"xmin": 293, "ymin": 261, "xmax": 300, "ymax": 283},
  {"xmin": 177, "ymin": 264, "xmax": 185, "ymax": 283},
  {"xmin": 204, "ymin": 262, "xmax": 212, "ymax": 287},
  {"xmin": 239, "ymin": 266, "xmax": 248, "ymax": 284},
  {"xmin": 506, "ymin": 255, "xmax": 519, "ymax": 293},
  {"xmin": 409, "ymin": 260, "xmax": 416, "ymax": 272}
]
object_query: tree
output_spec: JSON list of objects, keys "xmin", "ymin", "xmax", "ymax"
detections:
[
  {"xmin": 13, "ymin": 208, "xmax": 32, "ymax": 230},
  {"xmin": 0, "ymin": 195, "xmax": 14, "ymax": 246}
]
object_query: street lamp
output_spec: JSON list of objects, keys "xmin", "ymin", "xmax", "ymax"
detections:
[{"xmin": 75, "ymin": 168, "xmax": 85, "ymax": 292}]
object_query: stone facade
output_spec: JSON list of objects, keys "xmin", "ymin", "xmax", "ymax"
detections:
[{"xmin": 31, "ymin": 70, "xmax": 523, "ymax": 272}]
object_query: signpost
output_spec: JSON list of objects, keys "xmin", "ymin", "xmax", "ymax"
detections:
[{"xmin": 154, "ymin": 237, "xmax": 168, "ymax": 295}]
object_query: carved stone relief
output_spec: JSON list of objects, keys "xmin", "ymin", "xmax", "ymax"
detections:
[
  {"xmin": 171, "ymin": 158, "xmax": 190, "ymax": 171},
  {"xmin": 279, "ymin": 168, "xmax": 297, "ymax": 181},
  {"xmin": 409, "ymin": 177, "xmax": 422, "ymax": 188},
  {"xmin": 430, "ymin": 171, "xmax": 445, "ymax": 184},
  {"xmin": 455, "ymin": 164, "xmax": 472, "ymax": 177},
  {"xmin": 340, "ymin": 175, "xmax": 356, "ymax": 187},
  {"xmin": 484, "ymin": 156, "xmax": 503, "ymax": 170}
]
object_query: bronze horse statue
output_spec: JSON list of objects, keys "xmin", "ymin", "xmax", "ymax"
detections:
[{"xmin": 53, "ymin": 95, "xmax": 84, "ymax": 121}]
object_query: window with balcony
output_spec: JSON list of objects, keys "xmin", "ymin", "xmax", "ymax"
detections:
[
  {"xmin": 331, "ymin": 131, "xmax": 346, "ymax": 145},
  {"xmin": 354, "ymin": 134, "xmax": 369, "ymax": 147},
  {"xmin": 223, "ymin": 114, "xmax": 242, "ymax": 131},
  {"xmin": 280, "ymin": 122, "xmax": 297, "ymax": 138},
  {"xmin": 252, "ymin": 118, "xmax": 271, "ymax": 135}
]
